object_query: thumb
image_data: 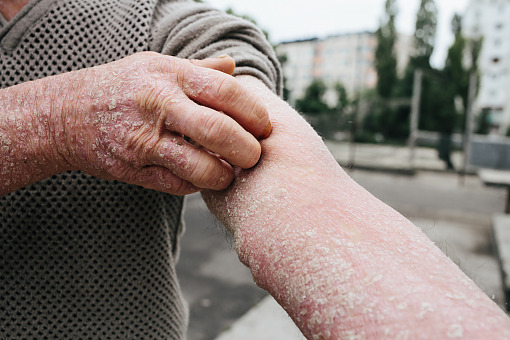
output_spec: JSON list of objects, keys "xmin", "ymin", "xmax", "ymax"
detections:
[{"xmin": 190, "ymin": 55, "xmax": 236, "ymax": 75}]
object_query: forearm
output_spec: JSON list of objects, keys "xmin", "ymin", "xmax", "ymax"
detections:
[
  {"xmin": 203, "ymin": 76, "xmax": 510, "ymax": 339},
  {"xmin": 0, "ymin": 77, "xmax": 68, "ymax": 196}
]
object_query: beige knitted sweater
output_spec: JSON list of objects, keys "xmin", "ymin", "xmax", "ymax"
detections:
[{"xmin": 0, "ymin": 0, "xmax": 281, "ymax": 338}]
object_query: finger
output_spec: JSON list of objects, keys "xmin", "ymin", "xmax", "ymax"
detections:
[
  {"xmin": 166, "ymin": 100, "xmax": 262, "ymax": 169},
  {"xmin": 190, "ymin": 55, "xmax": 236, "ymax": 75},
  {"xmin": 148, "ymin": 134, "xmax": 235, "ymax": 190},
  {"xmin": 178, "ymin": 64, "xmax": 272, "ymax": 140},
  {"xmin": 131, "ymin": 166, "xmax": 201, "ymax": 195}
]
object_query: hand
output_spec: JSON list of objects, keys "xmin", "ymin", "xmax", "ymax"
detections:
[
  {"xmin": 202, "ymin": 76, "xmax": 510, "ymax": 340},
  {"xmin": 52, "ymin": 52, "xmax": 270, "ymax": 195}
]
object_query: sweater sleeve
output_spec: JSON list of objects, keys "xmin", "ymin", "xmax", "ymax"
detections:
[{"xmin": 149, "ymin": 0, "xmax": 283, "ymax": 96}]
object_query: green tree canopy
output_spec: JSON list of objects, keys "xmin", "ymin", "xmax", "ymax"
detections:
[
  {"xmin": 295, "ymin": 79, "xmax": 330, "ymax": 115},
  {"xmin": 334, "ymin": 82, "xmax": 349, "ymax": 113},
  {"xmin": 443, "ymin": 14, "xmax": 468, "ymax": 115},
  {"xmin": 375, "ymin": 0, "xmax": 398, "ymax": 98},
  {"xmin": 413, "ymin": 0, "xmax": 438, "ymax": 69}
]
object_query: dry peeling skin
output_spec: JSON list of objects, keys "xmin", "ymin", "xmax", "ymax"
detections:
[
  {"xmin": 202, "ymin": 76, "xmax": 510, "ymax": 340},
  {"xmin": 0, "ymin": 53, "xmax": 267, "ymax": 196},
  {"xmin": 0, "ymin": 76, "xmax": 67, "ymax": 195}
]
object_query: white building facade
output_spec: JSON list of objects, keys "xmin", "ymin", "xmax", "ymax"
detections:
[
  {"xmin": 276, "ymin": 31, "xmax": 411, "ymax": 107},
  {"xmin": 463, "ymin": 0, "xmax": 510, "ymax": 135},
  {"xmin": 276, "ymin": 38, "xmax": 318, "ymax": 105},
  {"xmin": 276, "ymin": 32, "xmax": 377, "ymax": 106}
]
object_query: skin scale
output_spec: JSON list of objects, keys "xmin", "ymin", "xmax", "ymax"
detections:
[
  {"xmin": 203, "ymin": 75, "xmax": 510, "ymax": 340},
  {"xmin": 0, "ymin": 54, "xmax": 270, "ymax": 196},
  {"xmin": 1, "ymin": 1, "xmax": 509, "ymax": 337}
]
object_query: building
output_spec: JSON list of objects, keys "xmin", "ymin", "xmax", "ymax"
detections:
[
  {"xmin": 276, "ymin": 38, "xmax": 318, "ymax": 105},
  {"xmin": 276, "ymin": 31, "xmax": 412, "ymax": 107},
  {"xmin": 276, "ymin": 32, "xmax": 376, "ymax": 106},
  {"xmin": 463, "ymin": 0, "xmax": 510, "ymax": 135}
]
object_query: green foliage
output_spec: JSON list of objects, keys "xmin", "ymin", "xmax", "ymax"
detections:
[
  {"xmin": 412, "ymin": 0, "xmax": 437, "ymax": 69},
  {"xmin": 277, "ymin": 53, "xmax": 290, "ymax": 101},
  {"xmin": 476, "ymin": 109, "xmax": 492, "ymax": 135},
  {"xmin": 361, "ymin": 0, "xmax": 407, "ymax": 142},
  {"xmin": 294, "ymin": 79, "xmax": 329, "ymax": 115},
  {"xmin": 418, "ymin": 72, "xmax": 457, "ymax": 133},
  {"xmin": 375, "ymin": 0, "xmax": 398, "ymax": 98},
  {"xmin": 439, "ymin": 14, "xmax": 469, "ymax": 133},
  {"xmin": 361, "ymin": 96, "xmax": 410, "ymax": 142},
  {"xmin": 390, "ymin": 1, "xmax": 442, "ymax": 136},
  {"xmin": 334, "ymin": 82, "xmax": 349, "ymax": 113},
  {"xmin": 295, "ymin": 80, "xmax": 353, "ymax": 139}
]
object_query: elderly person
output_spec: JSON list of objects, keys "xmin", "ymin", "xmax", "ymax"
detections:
[
  {"xmin": 1, "ymin": 0, "xmax": 510, "ymax": 339},
  {"xmin": 1, "ymin": 0, "xmax": 277, "ymax": 338}
]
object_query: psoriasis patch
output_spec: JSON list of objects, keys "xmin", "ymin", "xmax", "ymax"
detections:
[
  {"xmin": 447, "ymin": 324, "xmax": 463, "ymax": 338},
  {"xmin": 416, "ymin": 302, "xmax": 434, "ymax": 320}
]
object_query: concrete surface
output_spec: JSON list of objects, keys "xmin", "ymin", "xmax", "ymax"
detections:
[
  {"xmin": 493, "ymin": 214, "xmax": 510, "ymax": 308},
  {"xmin": 215, "ymin": 296, "xmax": 306, "ymax": 340},
  {"xmin": 175, "ymin": 142, "xmax": 509, "ymax": 340}
]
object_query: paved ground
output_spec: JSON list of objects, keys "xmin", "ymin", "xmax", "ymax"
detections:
[{"xmin": 175, "ymin": 142, "xmax": 508, "ymax": 340}]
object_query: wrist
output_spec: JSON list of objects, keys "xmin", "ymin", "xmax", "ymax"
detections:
[
  {"xmin": 33, "ymin": 74, "xmax": 76, "ymax": 173},
  {"xmin": 0, "ymin": 76, "xmax": 72, "ymax": 194}
]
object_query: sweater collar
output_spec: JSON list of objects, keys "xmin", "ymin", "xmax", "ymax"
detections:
[{"xmin": 0, "ymin": 0, "xmax": 51, "ymax": 51}]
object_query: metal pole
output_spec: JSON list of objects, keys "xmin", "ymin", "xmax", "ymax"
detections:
[
  {"xmin": 348, "ymin": 99, "xmax": 360, "ymax": 168},
  {"xmin": 408, "ymin": 69, "xmax": 423, "ymax": 168},
  {"xmin": 461, "ymin": 71, "xmax": 478, "ymax": 179}
]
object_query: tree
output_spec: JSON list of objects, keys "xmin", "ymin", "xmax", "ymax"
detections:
[
  {"xmin": 294, "ymin": 80, "xmax": 353, "ymax": 139},
  {"xmin": 294, "ymin": 79, "xmax": 329, "ymax": 115},
  {"xmin": 276, "ymin": 53, "xmax": 290, "ymax": 101},
  {"xmin": 334, "ymin": 82, "xmax": 349, "ymax": 113},
  {"xmin": 442, "ymin": 13, "xmax": 469, "ymax": 130},
  {"xmin": 397, "ymin": 0, "xmax": 438, "ymax": 130},
  {"xmin": 412, "ymin": 0, "xmax": 438, "ymax": 69},
  {"xmin": 375, "ymin": 0, "xmax": 398, "ymax": 98},
  {"xmin": 432, "ymin": 13, "xmax": 470, "ymax": 169},
  {"xmin": 384, "ymin": 0, "xmax": 439, "ymax": 143}
]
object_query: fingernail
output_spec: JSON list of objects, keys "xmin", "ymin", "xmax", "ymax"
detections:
[
  {"xmin": 258, "ymin": 121, "xmax": 272, "ymax": 140},
  {"xmin": 216, "ymin": 54, "xmax": 231, "ymax": 59}
]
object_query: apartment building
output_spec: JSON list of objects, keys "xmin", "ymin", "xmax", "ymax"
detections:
[
  {"xmin": 463, "ymin": 0, "xmax": 510, "ymax": 135},
  {"xmin": 276, "ymin": 31, "xmax": 411, "ymax": 107}
]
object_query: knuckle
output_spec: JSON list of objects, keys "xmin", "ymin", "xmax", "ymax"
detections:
[
  {"xmin": 187, "ymin": 154, "xmax": 231, "ymax": 190},
  {"xmin": 216, "ymin": 76, "xmax": 240, "ymax": 104},
  {"xmin": 137, "ymin": 86, "xmax": 161, "ymax": 115},
  {"xmin": 132, "ymin": 166, "xmax": 199, "ymax": 195},
  {"xmin": 175, "ymin": 60, "xmax": 193, "ymax": 88},
  {"xmin": 173, "ymin": 179, "xmax": 200, "ymax": 195},
  {"xmin": 125, "ymin": 126, "xmax": 156, "ymax": 156},
  {"xmin": 108, "ymin": 163, "xmax": 138, "ymax": 182},
  {"xmin": 197, "ymin": 111, "xmax": 261, "ymax": 168},
  {"xmin": 207, "ymin": 116, "xmax": 235, "ymax": 150},
  {"xmin": 138, "ymin": 83, "xmax": 168, "ymax": 115},
  {"xmin": 194, "ymin": 109, "xmax": 229, "ymax": 145},
  {"xmin": 188, "ymin": 157, "xmax": 215, "ymax": 187},
  {"xmin": 137, "ymin": 83, "xmax": 183, "ymax": 131}
]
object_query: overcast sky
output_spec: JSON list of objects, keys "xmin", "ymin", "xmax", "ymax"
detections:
[{"xmin": 205, "ymin": 0, "xmax": 470, "ymax": 68}]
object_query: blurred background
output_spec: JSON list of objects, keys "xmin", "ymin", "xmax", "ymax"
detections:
[{"xmin": 178, "ymin": 1, "xmax": 510, "ymax": 339}]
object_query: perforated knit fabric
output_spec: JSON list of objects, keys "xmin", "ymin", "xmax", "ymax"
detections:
[{"xmin": 0, "ymin": 0, "xmax": 281, "ymax": 339}]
